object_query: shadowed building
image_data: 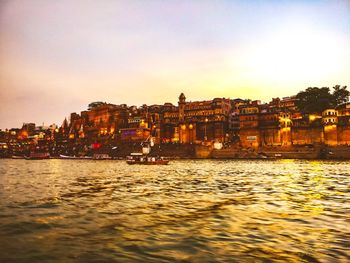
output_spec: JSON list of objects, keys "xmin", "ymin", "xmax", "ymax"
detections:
[
  {"xmin": 67, "ymin": 103, "xmax": 129, "ymax": 144},
  {"xmin": 238, "ymin": 101, "xmax": 260, "ymax": 147},
  {"xmin": 336, "ymin": 103, "xmax": 350, "ymax": 145}
]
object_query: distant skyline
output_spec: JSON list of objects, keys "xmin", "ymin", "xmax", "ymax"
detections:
[{"xmin": 1, "ymin": 0, "xmax": 350, "ymax": 129}]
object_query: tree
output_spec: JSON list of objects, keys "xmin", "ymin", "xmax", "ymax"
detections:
[
  {"xmin": 332, "ymin": 85, "xmax": 349, "ymax": 106},
  {"xmin": 296, "ymin": 85, "xmax": 349, "ymax": 114},
  {"xmin": 88, "ymin": 101, "xmax": 105, "ymax": 110},
  {"xmin": 296, "ymin": 87, "xmax": 333, "ymax": 114}
]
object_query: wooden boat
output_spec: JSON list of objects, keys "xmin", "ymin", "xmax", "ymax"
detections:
[
  {"xmin": 93, "ymin": 153, "xmax": 112, "ymax": 160},
  {"xmin": 11, "ymin": 155, "xmax": 25, "ymax": 159},
  {"xmin": 25, "ymin": 152, "xmax": 50, "ymax": 160},
  {"xmin": 126, "ymin": 153, "xmax": 169, "ymax": 165},
  {"xmin": 59, "ymin": 155, "xmax": 92, "ymax": 160}
]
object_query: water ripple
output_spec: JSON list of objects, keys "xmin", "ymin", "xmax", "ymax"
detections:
[{"xmin": 0, "ymin": 159, "xmax": 349, "ymax": 262}]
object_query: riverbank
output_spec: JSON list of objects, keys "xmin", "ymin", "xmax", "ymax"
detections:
[
  {"xmin": 212, "ymin": 144, "xmax": 350, "ymax": 160},
  {"xmin": 3, "ymin": 143, "xmax": 349, "ymax": 160}
]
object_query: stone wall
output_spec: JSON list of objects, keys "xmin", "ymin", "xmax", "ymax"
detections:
[
  {"xmin": 324, "ymin": 125, "xmax": 338, "ymax": 146},
  {"xmin": 260, "ymin": 128, "xmax": 281, "ymax": 146},
  {"xmin": 291, "ymin": 127, "xmax": 323, "ymax": 145},
  {"xmin": 337, "ymin": 126, "xmax": 350, "ymax": 145},
  {"xmin": 239, "ymin": 128, "xmax": 260, "ymax": 148}
]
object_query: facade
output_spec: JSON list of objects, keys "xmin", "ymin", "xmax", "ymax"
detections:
[
  {"xmin": 61, "ymin": 97, "xmax": 350, "ymax": 148},
  {"xmin": 335, "ymin": 103, "xmax": 350, "ymax": 145},
  {"xmin": 229, "ymin": 99, "xmax": 249, "ymax": 141},
  {"xmin": 67, "ymin": 103, "xmax": 130, "ymax": 143},
  {"xmin": 162, "ymin": 93, "xmax": 231, "ymax": 143},
  {"xmin": 238, "ymin": 100, "xmax": 350, "ymax": 148},
  {"xmin": 3, "ymin": 94, "xmax": 350, "ymax": 156},
  {"xmin": 238, "ymin": 101, "xmax": 261, "ymax": 147}
]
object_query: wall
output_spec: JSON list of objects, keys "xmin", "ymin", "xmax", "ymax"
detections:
[
  {"xmin": 337, "ymin": 126, "xmax": 350, "ymax": 145},
  {"xmin": 239, "ymin": 128, "xmax": 260, "ymax": 148},
  {"xmin": 323, "ymin": 125, "xmax": 338, "ymax": 146},
  {"xmin": 260, "ymin": 128, "xmax": 281, "ymax": 146},
  {"xmin": 291, "ymin": 127, "xmax": 323, "ymax": 145}
]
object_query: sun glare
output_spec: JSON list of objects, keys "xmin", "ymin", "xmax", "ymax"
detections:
[{"xmin": 239, "ymin": 25, "xmax": 348, "ymax": 85}]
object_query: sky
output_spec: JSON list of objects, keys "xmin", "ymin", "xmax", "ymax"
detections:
[{"xmin": 1, "ymin": 0, "xmax": 350, "ymax": 129}]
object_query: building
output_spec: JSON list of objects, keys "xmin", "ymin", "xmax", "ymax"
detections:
[
  {"xmin": 66, "ymin": 103, "xmax": 130, "ymax": 143},
  {"xmin": 55, "ymin": 94, "xmax": 350, "ymax": 148},
  {"xmin": 238, "ymin": 101, "xmax": 261, "ymax": 147},
  {"xmin": 333, "ymin": 103, "xmax": 350, "ymax": 145},
  {"xmin": 162, "ymin": 93, "xmax": 231, "ymax": 143}
]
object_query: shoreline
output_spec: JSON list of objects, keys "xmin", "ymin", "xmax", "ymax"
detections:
[
  {"xmin": 3, "ymin": 156, "xmax": 350, "ymax": 161},
  {"xmin": 3, "ymin": 143, "xmax": 350, "ymax": 160}
]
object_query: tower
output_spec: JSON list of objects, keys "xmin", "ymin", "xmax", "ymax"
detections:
[{"xmin": 178, "ymin": 93, "xmax": 186, "ymax": 122}]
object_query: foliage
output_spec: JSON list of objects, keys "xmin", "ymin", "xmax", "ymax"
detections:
[
  {"xmin": 88, "ymin": 101, "xmax": 105, "ymax": 110},
  {"xmin": 332, "ymin": 85, "xmax": 349, "ymax": 106},
  {"xmin": 296, "ymin": 85, "xmax": 349, "ymax": 114}
]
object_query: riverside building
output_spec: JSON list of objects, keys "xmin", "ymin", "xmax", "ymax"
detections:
[
  {"xmin": 47, "ymin": 95, "xmax": 350, "ymax": 148},
  {"xmin": 162, "ymin": 93, "xmax": 231, "ymax": 143}
]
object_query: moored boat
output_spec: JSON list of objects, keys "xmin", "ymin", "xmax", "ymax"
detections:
[
  {"xmin": 11, "ymin": 155, "xmax": 25, "ymax": 159},
  {"xmin": 126, "ymin": 153, "xmax": 169, "ymax": 165},
  {"xmin": 25, "ymin": 152, "xmax": 50, "ymax": 160},
  {"xmin": 93, "ymin": 153, "xmax": 112, "ymax": 160},
  {"xmin": 59, "ymin": 155, "xmax": 92, "ymax": 160}
]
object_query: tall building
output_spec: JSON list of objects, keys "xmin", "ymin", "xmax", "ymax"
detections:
[{"xmin": 162, "ymin": 93, "xmax": 231, "ymax": 143}]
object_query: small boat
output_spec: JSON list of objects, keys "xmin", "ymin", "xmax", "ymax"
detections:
[
  {"xmin": 25, "ymin": 152, "xmax": 50, "ymax": 160},
  {"xmin": 59, "ymin": 155, "xmax": 92, "ymax": 160},
  {"xmin": 126, "ymin": 153, "xmax": 169, "ymax": 165},
  {"xmin": 93, "ymin": 153, "xmax": 112, "ymax": 160},
  {"xmin": 12, "ymin": 155, "xmax": 25, "ymax": 159}
]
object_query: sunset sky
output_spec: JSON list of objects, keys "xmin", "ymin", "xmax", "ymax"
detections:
[{"xmin": 1, "ymin": 0, "xmax": 350, "ymax": 129}]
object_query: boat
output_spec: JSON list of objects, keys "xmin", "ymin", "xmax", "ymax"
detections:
[
  {"xmin": 25, "ymin": 152, "xmax": 50, "ymax": 160},
  {"xmin": 59, "ymin": 155, "xmax": 92, "ymax": 160},
  {"xmin": 126, "ymin": 153, "xmax": 169, "ymax": 165},
  {"xmin": 92, "ymin": 153, "xmax": 112, "ymax": 160},
  {"xmin": 11, "ymin": 155, "xmax": 25, "ymax": 159}
]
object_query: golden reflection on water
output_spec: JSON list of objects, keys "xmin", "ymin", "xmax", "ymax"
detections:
[
  {"xmin": 278, "ymin": 159, "xmax": 296, "ymax": 164},
  {"xmin": 0, "ymin": 159, "xmax": 349, "ymax": 262},
  {"xmin": 275, "ymin": 159, "xmax": 327, "ymax": 217}
]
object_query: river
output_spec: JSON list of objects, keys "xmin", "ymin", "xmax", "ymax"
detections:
[{"xmin": 0, "ymin": 159, "xmax": 349, "ymax": 262}]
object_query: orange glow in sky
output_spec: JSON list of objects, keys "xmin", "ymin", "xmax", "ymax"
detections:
[{"xmin": 0, "ymin": 0, "xmax": 349, "ymax": 129}]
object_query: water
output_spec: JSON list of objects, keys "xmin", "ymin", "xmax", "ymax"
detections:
[{"xmin": 0, "ymin": 159, "xmax": 349, "ymax": 262}]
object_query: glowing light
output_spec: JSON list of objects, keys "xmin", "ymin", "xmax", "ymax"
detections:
[
  {"xmin": 281, "ymin": 127, "xmax": 291, "ymax": 132},
  {"xmin": 324, "ymin": 125, "xmax": 336, "ymax": 131},
  {"xmin": 309, "ymin": 115, "xmax": 316, "ymax": 121}
]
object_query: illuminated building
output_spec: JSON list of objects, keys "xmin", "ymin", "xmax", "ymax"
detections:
[
  {"xmin": 332, "ymin": 103, "xmax": 350, "ymax": 145},
  {"xmin": 238, "ymin": 101, "xmax": 261, "ymax": 147},
  {"xmin": 162, "ymin": 93, "xmax": 231, "ymax": 143}
]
